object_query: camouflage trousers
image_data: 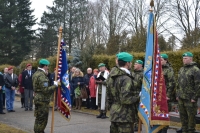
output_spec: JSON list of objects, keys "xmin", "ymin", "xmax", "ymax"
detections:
[
  {"xmin": 110, "ymin": 122, "xmax": 134, "ymax": 133},
  {"xmin": 98, "ymin": 94, "xmax": 107, "ymax": 114},
  {"xmin": 134, "ymin": 102, "xmax": 139, "ymax": 127},
  {"xmin": 34, "ymin": 101, "xmax": 49, "ymax": 133},
  {"xmin": 178, "ymin": 98, "xmax": 197, "ymax": 133}
]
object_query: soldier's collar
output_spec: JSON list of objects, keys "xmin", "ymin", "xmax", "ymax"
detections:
[
  {"xmin": 120, "ymin": 67, "xmax": 130, "ymax": 75},
  {"xmin": 38, "ymin": 67, "xmax": 45, "ymax": 73}
]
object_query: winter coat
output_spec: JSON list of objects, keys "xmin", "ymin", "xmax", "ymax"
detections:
[
  {"xmin": 0, "ymin": 72, "xmax": 4, "ymax": 93},
  {"xmin": 89, "ymin": 75, "xmax": 97, "ymax": 97},
  {"xmin": 18, "ymin": 73, "xmax": 24, "ymax": 94},
  {"xmin": 22, "ymin": 70, "xmax": 34, "ymax": 90},
  {"xmin": 4, "ymin": 73, "xmax": 18, "ymax": 89},
  {"xmin": 50, "ymin": 72, "xmax": 55, "ymax": 86},
  {"xmin": 71, "ymin": 72, "xmax": 84, "ymax": 95},
  {"xmin": 84, "ymin": 74, "xmax": 93, "ymax": 87}
]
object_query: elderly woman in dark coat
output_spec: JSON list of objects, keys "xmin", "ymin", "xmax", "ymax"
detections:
[{"xmin": 71, "ymin": 68, "xmax": 84, "ymax": 109}]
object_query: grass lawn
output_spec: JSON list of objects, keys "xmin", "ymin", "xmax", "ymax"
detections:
[{"xmin": 0, "ymin": 123, "xmax": 27, "ymax": 133}]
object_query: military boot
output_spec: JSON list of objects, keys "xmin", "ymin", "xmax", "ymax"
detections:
[
  {"xmin": 176, "ymin": 128, "xmax": 182, "ymax": 133},
  {"xmin": 96, "ymin": 113, "xmax": 103, "ymax": 118},
  {"xmin": 101, "ymin": 113, "xmax": 108, "ymax": 119},
  {"xmin": 134, "ymin": 126, "xmax": 138, "ymax": 131}
]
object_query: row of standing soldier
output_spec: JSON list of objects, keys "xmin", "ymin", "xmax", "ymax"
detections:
[{"xmin": 106, "ymin": 51, "xmax": 200, "ymax": 133}]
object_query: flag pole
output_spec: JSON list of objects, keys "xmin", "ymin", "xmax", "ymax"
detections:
[
  {"xmin": 138, "ymin": 119, "xmax": 142, "ymax": 133},
  {"xmin": 149, "ymin": 0, "xmax": 155, "ymax": 126},
  {"xmin": 51, "ymin": 27, "xmax": 63, "ymax": 133}
]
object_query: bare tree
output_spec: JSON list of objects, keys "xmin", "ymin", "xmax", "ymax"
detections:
[
  {"xmin": 170, "ymin": 0, "xmax": 200, "ymax": 48},
  {"xmin": 101, "ymin": 0, "xmax": 129, "ymax": 38}
]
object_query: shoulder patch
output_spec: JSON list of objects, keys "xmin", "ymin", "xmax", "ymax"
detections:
[{"xmin": 43, "ymin": 82, "xmax": 48, "ymax": 87}]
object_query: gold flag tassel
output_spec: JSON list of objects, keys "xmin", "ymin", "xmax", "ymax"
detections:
[{"xmin": 150, "ymin": 0, "xmax": 154, "ymax": 11}]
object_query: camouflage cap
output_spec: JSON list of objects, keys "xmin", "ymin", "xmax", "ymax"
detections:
[
  {"xmin": 39, "ymin": 59, "xmax": 50, "ymax": 65},
  {"xmin": 118, "ymin": 52, "xmax": 133, "ymax": 62},
  {"xmin": 98, "ymin": 63, "xmax": 105, "ymax": 68},
  {"xmin": 160, "ymin": 54, "xmax": 168, "ymax": 59},
  {"xmin": 182, "ymin": 52, "xmax": 193, "ymax": 57},
  {"xmin": 135, "ymin": 60, "xmax": 143, "ymax": 65}
]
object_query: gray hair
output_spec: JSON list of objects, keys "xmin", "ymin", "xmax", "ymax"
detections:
[{"xmin": 87, "ymin": 68, "xmax": 92, "ymax": 71}]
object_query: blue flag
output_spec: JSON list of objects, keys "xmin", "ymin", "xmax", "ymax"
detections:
[
  {"xmin": 57, "ymin": 40, "xmax": 71, "ymax": 121},
  {"xmin": 138, "ymin": 12, "xmax": 154, "ymax": 132},
  {"xmin": 138, "ymin": 12, "xmax": 169, "ymax": 133}
]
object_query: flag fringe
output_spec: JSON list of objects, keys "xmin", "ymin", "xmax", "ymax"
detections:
[
  {"xmin": 150, "ymin": 120, "xmax": 170, "ymax": 126},
  {"xmin": 57, "ymin": 111, "xmax": 71, "ymax": 122},
  {"xmin": 61, "ymin": 100, "xmax": 71, "ymax": 111},
  {"xmin": 138, "ymin": 112, "xmax": 149, "ymax": 133},
  {"xmin": 151, "ymin": 125, "xmax": 167, "ymax": 133}
]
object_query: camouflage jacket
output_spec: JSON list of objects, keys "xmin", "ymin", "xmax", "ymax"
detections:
[
  {"xmin": 32, "ymin": 69, "xmax": 57, "ymax": 103},
  {"xmin": 162, "ymin": 63, "xmax": 175, "ymax": 100},
  {"xmin": 132, "ymin": 69, "xmax": 143, "ymax": 96},
  {"xmin": 106, "ymin": 67, "xmax": 138, "ymax": 122},
  {"xmin": 177, "ymin": 62, "xmax": 200, "ymax": 101}
]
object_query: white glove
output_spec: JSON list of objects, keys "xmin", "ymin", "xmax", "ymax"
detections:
[{"xmin": 54, "ymin": 81, "xmax": 58, "ymax": 87}]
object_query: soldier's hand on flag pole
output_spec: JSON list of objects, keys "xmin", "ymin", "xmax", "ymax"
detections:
[{"xmin": 54, "ymin": 80, "xmax": 61, "ymax": 87}]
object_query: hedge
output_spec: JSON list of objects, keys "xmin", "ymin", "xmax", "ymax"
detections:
[
  {"xmin": 89, "ymin": 49, "xmax": 200, "ymax": 77},
  {"xmin": 1, "ymin": 48, "xmax": 200, "ymax": 77}
]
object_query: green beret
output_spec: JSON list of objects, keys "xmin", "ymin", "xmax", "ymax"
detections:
[
  {"xmin": 39, "ymin": 59, "xmax": 50, "ymax": 65},
  {"xmin": 116, "ymin": 52, "xmax": 126, "ymax": 57},
  {"xmin": 118, "ymin": 52, "xmax": 133, "ymax": 62},
  {"xmin": 160, "ymin": 54, "xmax": 168, "ymax": 59},
  {"xmin": 98, "ymin": 63, "xmax": 105, "ymax": 68},
  {"xmin": 182, "ymin": 52, "xmax": 193, "ymax": 57},
  {"xmin": 135, "ymin": 60, "xmax": 143, "ymax": 65}
]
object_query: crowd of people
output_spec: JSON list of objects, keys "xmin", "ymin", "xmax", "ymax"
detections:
[
  {"xmin": 0, "ymin": 64, "xmax": 34, "ymax": 114},
  {"xmin": 0, "ymin": 51, "xmax": 199, "ymax": 133}
]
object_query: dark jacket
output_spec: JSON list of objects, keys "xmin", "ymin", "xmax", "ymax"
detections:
[
  {"xmin": 22, "ymin": 70, "xmax": 34, "ymax": 90},
  {"xmin": 0, "ymin": 73, "xmax": 4, "ymax": 93},
  {"xmin": 4, "ymin": 73, "xmax": 18, "ymax": 89},
  {"xmin": 50, "ymin": 73, "xmax": 55, "ymax": 86},
  {"xmin": 71, "ymin": 72, "xmax": 84, "ymax": 94},
  {"xmin": 84, "ymin": 74, "xmax": 93, "ymax": 87}
]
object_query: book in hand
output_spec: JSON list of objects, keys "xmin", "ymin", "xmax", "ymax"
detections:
[{"xmin": 96, "ymin": 75, "xmax": 106, "ymax": 81}]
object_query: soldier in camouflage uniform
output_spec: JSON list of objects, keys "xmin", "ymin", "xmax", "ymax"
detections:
[
  {"xmin": 176, "ymin": 52, "xmax": 200, "ymax": 133},
  {"xmin": 107, "ymin": 52, "xmax": 139, "ymax": 133},
  {"xmin": 158, "ymin": 54, "xmax": 175, "ymax": 133},
  {"xmin": 32, "ymin": 59, "xmax": 59, "ymax": 133},
  {"xmin": 132, "ymin": 60, "xmax": 143, "ymax": 131}
]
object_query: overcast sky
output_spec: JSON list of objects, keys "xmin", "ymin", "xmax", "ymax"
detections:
[
  {"xmin": 30, "ymin": 0, "xmax": 53, "ymax": 29},
  {"xmin": 30, "ymin": 0, "xmax": 96, "ymax": 29}
]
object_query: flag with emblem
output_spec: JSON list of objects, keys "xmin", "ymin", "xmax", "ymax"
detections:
[
  {"xmin": 138, "ymin": 12, "xmax": 169, "ymax": 133},
  {"xmin": 57, "ymin": 40, "xmax": 71, "ymax": 121}
]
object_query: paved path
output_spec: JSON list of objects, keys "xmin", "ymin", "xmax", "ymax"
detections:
[{"xmin": 0, "ymin": 99, "xmax": 177, "ymax": 133}]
